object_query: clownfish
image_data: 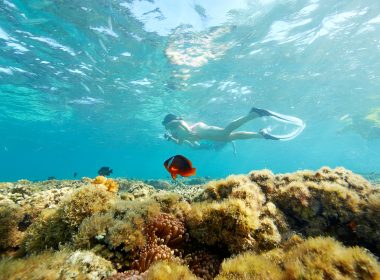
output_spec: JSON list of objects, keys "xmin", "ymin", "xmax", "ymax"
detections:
[{"xmin": 164, "ymin": 155, "xmax": 196, "ymax": 180}]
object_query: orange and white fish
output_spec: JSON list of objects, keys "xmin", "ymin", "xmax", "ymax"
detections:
[{"xmin": 164, "ymin": 155, "xmax": 196, "ymax": 180}]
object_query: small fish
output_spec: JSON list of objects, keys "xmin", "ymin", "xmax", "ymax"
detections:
[
  {"xmin": 47, "ymin": 176, "xmax": 56, "ymax": 180},
  {"xmin": 73, "ymin": 172, "xmax": 77, "ymax": 178},
  {"xmin": 164, "ymin": 155, "xmax": 196, "ymax": 180},
  {"xmin": 98, "ymin": 166, "xmax": 113, "ymax": 176}
]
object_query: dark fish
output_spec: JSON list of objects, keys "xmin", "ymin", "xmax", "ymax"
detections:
[
  {"xmin": 47, "ymin": 176, "xmax": 56, "ymax": 180},
  {"xmin": 164, "ymin": 155, "xmax": 196, "ymax": 180},
  {"xmin": 73, "ymin": 172, "xmax": 77, "ymax": 178},
  {"xmin": 98, "ymin": 166, "xmax": 113, "ymax": 176}
]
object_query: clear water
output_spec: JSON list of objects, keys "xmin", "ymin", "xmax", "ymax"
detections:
[{"xmin": 0, "ymin": 0, "xmax": 380, "ymax": 181}]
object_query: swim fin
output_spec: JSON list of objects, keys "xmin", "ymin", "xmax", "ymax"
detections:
[
  {"xmin": 250, "ymin": 106, "xmax": 298, "ymax": 123},
  {"xmin": 259, "ymin": 128, "xmax": 281, "ymax": 140},
  {"xmin": 250, "ymin": 107, "xmax": 273, "ymax": 117}
]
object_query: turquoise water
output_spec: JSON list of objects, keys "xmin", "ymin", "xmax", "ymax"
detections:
[{"xmin": 0, "ymin": 0, "xmax": 380, "ymax": 181}]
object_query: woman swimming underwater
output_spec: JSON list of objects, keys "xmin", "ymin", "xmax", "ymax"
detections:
[{"xmin": 162, "ymin": 107, "xmax": 305, "ymax": 149}]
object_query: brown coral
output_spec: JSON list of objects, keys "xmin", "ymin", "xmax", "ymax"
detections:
[
  {"xmin": 130, "ymin": 213, "xmax": 186, "ymax": 273},
  {"xmin": 131, "ymin": 241, "xmax": 176, "ymax": 272},
  {"xmin": 144, "ymin": 213, "xmax": 186, "ymax": 247},
  {"xmin": 184, "ymin": 251, "xmax": 221, "ymax": 280}
]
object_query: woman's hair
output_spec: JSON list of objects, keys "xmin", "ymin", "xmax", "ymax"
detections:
[{"xmin": 162, "ymin": 114, "xmax": 182, "ymax": 126}]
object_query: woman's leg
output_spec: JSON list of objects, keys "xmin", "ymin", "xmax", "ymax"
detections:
[
  {"xmin": 228, "ymin": 131, "xmax": 263, "ymax": 140},
  {"xmin": 223, "ymin": 112, "xmax": 260, "ymax": 134}
]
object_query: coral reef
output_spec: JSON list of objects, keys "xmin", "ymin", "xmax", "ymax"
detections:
[
  {"xmin": 0, "ymin": 168, "xmax": 380, "ymax": 279},
  {"xmin": 248, "ymin": 167, "xmax": 380, "ymax": 254}
]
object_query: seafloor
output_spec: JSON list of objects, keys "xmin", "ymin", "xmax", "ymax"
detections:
[{"xmin": 0, "ymin": 167, "xmax": 379, "ymax": 280}]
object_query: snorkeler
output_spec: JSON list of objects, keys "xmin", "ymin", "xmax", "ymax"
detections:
[{"xmin": 162, "ymin": 107, "xmax": 305, "ymax": 148}]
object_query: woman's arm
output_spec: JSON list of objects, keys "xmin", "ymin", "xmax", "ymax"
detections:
[
  {"xmin": 164, "ymin": 133, "xmax": 180, "ymax": 144},
  {"xmin": 166, "ymin": 120, "xmax": 195, "ymax": 136}
]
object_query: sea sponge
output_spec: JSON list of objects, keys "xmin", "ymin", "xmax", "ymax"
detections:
[
  {"xmin": 93, "ymin": 176, "xmax": 119, "ymax": 193},
  {"xmin": 355, "ymin": 190, "xmax": 380, "ymax": 257},
  {"xmin": 262, "ymin": 168, "xmax": 375, "ymax": 251},
  {"xmin": 0, "ymin": 250, "xmax": 115, "ymax": 280},
  {"xmin": 248, "ymin": 169, "xmax": 277, "ymax": 194},
  {"xmin": 20, "ymin": 187, "xmax": 73, "ymax": 220},
  {"xmin": 59, "ymin": 250, "xmax": 116, "ymax": 279},
  {"xmin": 107, "ymin": 216, "xmax": 146, "ymax": 251},
  {"xmin": 61, "ymin": 185, "xmax": 116, "ymax": 228},
  {"xmin": 254, "ymin": 217, "xmax": 282, "ymax": 251},
  {"xmin": 215, "ymin": 251, "xmax": 285, "ymax": 280},
  {"xmin": 282, "ymin": 237, "xmax": 380, "ymax": 279},
  {"xmin": 144, "ymin": 260, "xmax": 197, "ymax": 280},
  {"xmin": 150, "ymin": 192, "xmax": 191, "ymax": 217},
  {"xmin": 73, "ymin": 208, "xmax": 146, "ymax": 270},
  {"xmin": 196, "ymin": 175, "xmax": 246, "ymax": 201},
  {"xmin": 118, "ymin": 180, "xmax": 156, "ymax": 198},
  {"xmin": 107, "ymin": 270, "xmax": 144, "ymax": 280},
  {"xmin": 0, "ymin": 198, "xmax": 24, "ymax": 252},
  {"xmin": 74, "ymin": 213, "xmax": 115, "ymax": 249},
  {"xmin": 111, "ymin": 199, "xmax": 161, "ymax": 222},
  {"xmin": 22, "ymin": 208, "xmax": 71, "ymax": 254},
  {"xmin": 195, "ymin": 175, "xmax": 264, "ymax": 204},
  {"xmin": 186, "ymin": 198, "xmax": 260, "ymax": 254}
]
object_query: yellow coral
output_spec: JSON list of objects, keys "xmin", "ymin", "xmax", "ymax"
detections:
[{"xmin": 92, "ymin": 176, "xmax": 119, "ymax": 193}]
